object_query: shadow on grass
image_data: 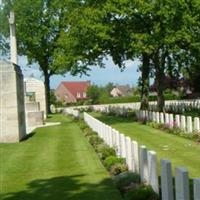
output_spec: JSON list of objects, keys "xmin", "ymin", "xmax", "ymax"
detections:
[
  {"xmin": 1, "ymin": 174, "xmax": 122, "ymax": 200},
  {"xmin": 21, "ymin": 132, "xmax": 36, "ymax": 142}
]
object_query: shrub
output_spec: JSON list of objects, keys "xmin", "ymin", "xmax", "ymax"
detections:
[
  {"xmin": 83, "ymin": 127, "xmax": 93, "ymax": 136},
  {"xmin": 127, "ymin": 111, "xmax": 137, "ymax": 120},
  {"xmin": 84, "ymin": 130, "xmax": 97, "ymax": 137},
  {"xmin": 110, "ymin": 163, "xmax": 128, "ymax": 175},
  {"xmin": 79, "ymin": 122, "xmax": 89, "ymax": 131},
  {"xmin": 113, "ymin": 171, "xmax": 140, "ymax": 191},
  {"xmin": 124, "ymin": 185, "xmax": 159, "ymax": 200},
  {"xmin": 103, "ymin": 156, "xmax": 125, "ymax": 170},
  {"xmin": 88, "ymin": 135, "xmax": 104, "ymax": 147},
  {"xmin": 96, "ymin": 144, "xmax": 116, "ymax": 160}
]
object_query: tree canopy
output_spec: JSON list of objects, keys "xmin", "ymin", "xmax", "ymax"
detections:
[{"xmin": 1, "ymin": 0, "xmax": 200, "ymax": 111}]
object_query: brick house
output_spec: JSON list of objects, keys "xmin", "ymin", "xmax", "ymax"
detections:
[{"xmin": 55, "ymin": 81, "xmax": 90, "ymax": 103}]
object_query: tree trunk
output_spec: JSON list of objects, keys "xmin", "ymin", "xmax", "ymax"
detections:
[
  {"xmin": 140, "ymin": 53, "xmax": 150, "ymax": 110},
  {"xmin": 44, "ymin": 72, "xmax": 51, "ymax": 115},
  {"xmin": 154, "ymin": 51, "xmax": 165, "ymax": 112}
]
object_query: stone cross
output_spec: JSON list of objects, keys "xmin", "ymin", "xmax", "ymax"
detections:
[{"xmin": 9, "ymin": 11, "xmax": 18, "ymax": 65}]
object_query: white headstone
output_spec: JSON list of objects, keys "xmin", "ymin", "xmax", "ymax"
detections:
[
  {"xmin": 175, "ymin": 115, "xmax": 180, "ymax": 128},
  {"xmin": 175, "ymin": 167, "xmax": 190, "ymax": 200},
  {"xmin": 132, "ymin": 140, "xmax": 139, "ymax": 173},
  {"xmin": 161, "ymin": 159, "xmax": 174, "ymax": 200},
  {"xmin": 194, "ymin": 117, "xmax": 200, "ymax": 133},
  {"xmin": 181, "ymin": 115, "xmax": 186, "ymax": 131},
  {"xmin": 139, "ymin": 145, "xmax": 149, "ymax": 183},
  {"xmin": 126, "ymin": 136, "xmax": 133, "ymax": 170},
  {"xmin": 165, "ymin": 113, "xmax": 169, "ymax": 124},
  {"xmin": 160, "ymin": 112, "xmax": 164, "ymax": 124},
  {"xmin": 169, "ymin": 114, "xmax": 174, "ymax": 128},
  {"xmin": 186, "ymin": 116, "xmax": 193, "ymax": 133},
  {"xmin": 193, "ymin": 178, "xmax": 200, "ymax": 200},
  {"xmin": 148, "ymin": 151, "xmax": 159, "ymax": 194}
]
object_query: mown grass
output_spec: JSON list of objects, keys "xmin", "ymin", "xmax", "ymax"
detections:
[
  {"xmin": 92, "ymin": 112, "xmax": 200, "ymax": 178},
  {"xmin": 0, "ymin": 114, "xmax": 122, "ymax": 200}
]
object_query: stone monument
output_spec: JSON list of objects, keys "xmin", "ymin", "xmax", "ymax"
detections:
[
  {"xmin": 0, "ymin": 11, "xmax": 26, "ymax": 142},
  {"xmin": 24, "ymin": 77, "xmax": 46, "ymax": 119}
]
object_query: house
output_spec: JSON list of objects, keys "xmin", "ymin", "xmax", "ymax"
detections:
[
  {"xmin": 110, "ymin": 85, "xmax": 132, "ymax": 97},
  {"xmin": 55, "ymin": 81, "xmax": 90, "ymax": 103}
]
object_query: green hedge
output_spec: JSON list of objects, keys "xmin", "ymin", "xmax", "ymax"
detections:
[{"xmin": 98, "ymin": 94, "xmax": 179, "ymax": 104}]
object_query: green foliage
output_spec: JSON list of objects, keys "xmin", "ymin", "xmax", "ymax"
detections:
[
  {"xmin": 113, "ymin": 172, "xmax": 140, "ymax": 191},
  {"xmin": 110, "ymin": 163, "xmax": 128, "ymax": 176},
  {"xmin": 0, "ymin": 0, "xmax": 85, "ymax": 113},
  {"xmin": 103, "ymin": 156, "xmax": 125, "ymax": 170},
  {"xmin": 100, "ymin": 96, "xmax": 140, "ymax": 104},
  {"xmin": 79, "ymin": 122, "xmax": 89, "ymax": 131},
  {"xmin": 147, "ymin": 122, "xmax": 200, "ymax": 142},
  {"xmin": 96, "ymin": 144, "xmax": 116, "ymax": 160},
  {"xmin": 87, "ymin": 85, "xmax": 101, "ymax": 104},
  {"xmin": 88, "ymin": 135, "xmax": 104, "ymax": 147},
  {"xmin": 124, "ymin": 185, "xmax": 159, "ymax": 200}
]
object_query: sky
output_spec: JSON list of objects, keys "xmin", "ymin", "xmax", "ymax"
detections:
[{"xmin": 18, "ymin": 55, "xmax": 141, "ymax": 89}]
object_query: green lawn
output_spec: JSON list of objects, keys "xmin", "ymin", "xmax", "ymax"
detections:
[
  {"xmin": 92, "ymin": 112, "xmax": 200, "ymax": 178},
  {"xmin": 0, "ymin": 115, "xmax": 122, "ymax": 200}
]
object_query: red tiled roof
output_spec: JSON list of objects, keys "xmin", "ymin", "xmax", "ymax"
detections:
[{"xmin": 61, "ymin": 81, "xmax": 90, "ymax": 99}]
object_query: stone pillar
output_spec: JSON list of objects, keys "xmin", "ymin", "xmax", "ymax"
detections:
[
  {"xmin": 0, "ymin": 60, "xmax": 26, "ymax": 142},
  {"xmin": 175, "ymin": 167, "xmax": 190, "ymax": 200},
  {"xmin": 9, "ymin": 11, "xmax": 17, "ymax": 65},
  {"xmin": 161, "ymin": 159, "xmax": 174, "ymax": 200}
]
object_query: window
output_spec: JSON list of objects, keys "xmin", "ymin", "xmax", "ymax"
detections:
[
  {"xmin": 83, "ymin": 92, "xmax": 86, "ymax": 98},
  {"xmin": 77, "ymin": 92, "xmax": 80, "ymax": 98}
]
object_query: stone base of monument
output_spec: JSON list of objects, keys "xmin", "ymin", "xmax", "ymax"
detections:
[
  {"xmin": 25, "ymin": 102, "xmax": 40, "ymax": 111},
  {"xmin": 0, "ymin": 60, "xmax": 26, "ymax": 143},
  {"xmin": 26, "ymin": 111, "xmax": 44, "ymax": 133}
]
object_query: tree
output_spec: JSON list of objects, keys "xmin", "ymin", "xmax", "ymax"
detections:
[
  {"xmin": 86, "ymin": 85, "xmax": 101, "ymax": 104},
  {"xmin": 105, "ymin": 82, "xmax": 114, "ymax": 96},
  {"xmin": 0, "ymin": 0, "xmax": 82, "ymax": 114},
  {"xmin": 56, "ymin": 0, "xmax": 153, "ymax": 109}
]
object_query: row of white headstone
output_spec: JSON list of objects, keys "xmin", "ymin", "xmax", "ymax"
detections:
[
  {"xmin": 63, "ymin": 108, "xmax": 80, "ymax": 119},
  {"xmin": 83, "ymin": 112, "xmax": 200, "ymax": 200},
  {"xmin": 75, "ymin": 99, "xmax": 200, "ymax": 114},
  {"xmin": 136, "ymin": 110, "xmax": 200, "ymax": 133}
]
